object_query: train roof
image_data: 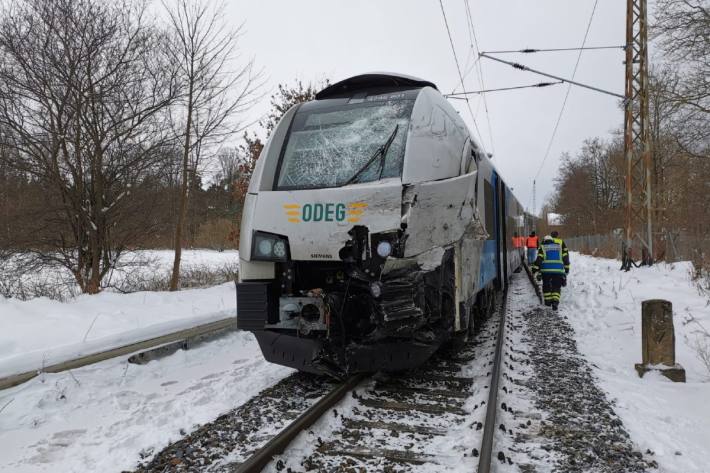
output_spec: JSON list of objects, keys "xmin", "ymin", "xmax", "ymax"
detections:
[{"xmin": 315, "ymin": 73, "xmax": 437, "ymax": 100}]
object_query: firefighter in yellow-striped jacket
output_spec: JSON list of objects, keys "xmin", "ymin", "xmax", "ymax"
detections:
[{"xmin": 531, "ymin": 233, "xmax": 570, "ymax": 310}]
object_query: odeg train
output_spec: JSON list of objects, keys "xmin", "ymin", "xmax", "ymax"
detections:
[{"xmin": 236, "ymin": 73, "xmax": 527, "ymax": 377}]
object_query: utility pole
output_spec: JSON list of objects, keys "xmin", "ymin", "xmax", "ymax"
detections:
[
  {"xmin": 532, "ymin": 179, "xmax": 536, "ymax": 218},
  {"xmin": 622, "ymin": 0, "xmax": 653, "ymax": 270}
]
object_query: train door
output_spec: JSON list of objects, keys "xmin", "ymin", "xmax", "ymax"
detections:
[
  {"xmin": 491, "ymin": 172, "xmax": 504, "ymax": 290},
  {"xmin": 496, "ymin": 177, "xmax": 509, "ymax": 289}
]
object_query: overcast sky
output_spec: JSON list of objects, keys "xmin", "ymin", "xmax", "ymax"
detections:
[{"xmin": 224, "ymin": 0, "xmax": 629, "ymax": 213}]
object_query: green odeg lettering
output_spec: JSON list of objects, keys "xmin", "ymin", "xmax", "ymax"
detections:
[
  {"xmin": 335, "ymin": 203, "xmax": 346, "ymax": 221},
  {"xmin": 300, "ymin": 203, "xmax": 348, "ymax": 222}
]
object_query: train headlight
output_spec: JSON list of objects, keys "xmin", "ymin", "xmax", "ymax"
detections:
[
  {"xmin": 273, "ymin": 240, "xmax": 287, "ymax": 259},
  {"xmin": 252, "ymin": 231, "xmax": 289, "ymax": 262},
  {"xmin": 257, "ymin": 239, "xmax": 273, "ymax": 257},
  {"xmin": 376, "ymin": 241, "xmax": 392, "ymax": 258}
]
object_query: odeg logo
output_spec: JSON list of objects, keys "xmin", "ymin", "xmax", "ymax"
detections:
[{"xmin": 283, "ymin": 202, "xmax": 367, "ymax": 223}]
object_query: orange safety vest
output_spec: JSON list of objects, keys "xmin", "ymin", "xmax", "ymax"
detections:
[
  {"xmin": 513, "ymin": 236, "xmax": 524, "ymax": 248},
  {"xmin": 526, "ymin": 235, "xmax": 539, "ymax": 248}
]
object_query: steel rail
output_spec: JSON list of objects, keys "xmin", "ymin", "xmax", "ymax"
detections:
[
  {"xmin": 477, "ymin": 287, "xmax": 508, "ymax": 473},
  {"xmin": 0, "ymin": 317, "xmax": 237, "ymax": 391},
  {"xmin": 235, "ymin": 373, "xmax": 367, "ymax": 473},
  {"xmin": 478, "ymin": 268, "xmax": 543, "ymax": 471},
  {"xmin": 523, "ymin": 261, "xmax": 544, "ymax": 304}
]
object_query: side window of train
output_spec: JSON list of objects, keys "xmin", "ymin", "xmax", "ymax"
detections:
[
  {"xmin": 460, "ymin": 139, "xmax": 472, "ymax": 175},
  {"xmin": 484, "ymin": 179, "xmax": 495, "ymax": 240}
]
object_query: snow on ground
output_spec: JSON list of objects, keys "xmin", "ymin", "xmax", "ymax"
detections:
[
  {"xmin": 0, "ymin": 331, "xmax": 292, "ymax": 473},
  {"xmin": 563, "ymin": 252, "xmax": 710, "ymax": 473},
  {"xmin": 0, "ymin": 250, "xmax": 239, "ymax": 378}
]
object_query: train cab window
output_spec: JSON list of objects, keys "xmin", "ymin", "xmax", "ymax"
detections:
[
  {"xmin": 275, "ymin": 98, "xmax": 415, "ymax": 190},
  {"xmin": 484, "ymin": 179, "xmax": 495, "ymax": 239},
  {"xmin": 461, "ymin": 140, "xmax": 478, "ymax": 175}
]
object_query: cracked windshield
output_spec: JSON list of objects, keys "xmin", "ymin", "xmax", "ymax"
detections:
[{"xmin": 276, "ymin": 99, "xmax": 415, "ymax": 189}]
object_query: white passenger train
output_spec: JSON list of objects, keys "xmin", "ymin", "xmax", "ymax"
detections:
[{"xmin": 236, "ymin": 73, "xmax": 527, "ymax": 376}]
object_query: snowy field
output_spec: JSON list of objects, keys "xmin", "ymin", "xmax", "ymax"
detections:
[
  {"xmin": 0, "ymin": 331, "xmax": 291, "ymax": 472},
  {"xmin": 0, "ymin": 250, "xmax": 239, "ymax": 378},
  {"xmin": 564, "ymin": 253, "xmax": 710, "ymax": 473}
]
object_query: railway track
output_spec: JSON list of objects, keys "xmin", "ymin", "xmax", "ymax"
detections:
[
  {"xmin": 136, "ymin": 270, "xmax": 541, "ymax": 472},
  {"xmin": 229, "ymin": 290, "xmax": 524, "ymax": 472}
]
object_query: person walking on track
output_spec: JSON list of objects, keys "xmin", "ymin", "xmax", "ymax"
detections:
[
  {"xmin": 531, "ymin": 234, "xmax": 570, "ymax": 310},
  {"xmin": 526, "ymin": 231, "xmax": 539, "ymax": 266}
]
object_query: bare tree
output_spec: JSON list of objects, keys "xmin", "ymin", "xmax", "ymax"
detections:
[
  {"xmin": 0, "ymin": 0, "xmax": 178, "ymax": 293},
  {"xmin": 653, "ymin": 0, "xmax": 709, "ymax": 156},
  {"xmin": 163, "ymin": 0, "xmax": 261, "ymax": 291}
]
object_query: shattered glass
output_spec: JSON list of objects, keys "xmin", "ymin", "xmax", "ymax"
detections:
[{"xmin": 276, "ymin": 99, "xmax": 415, "ymax": 190}]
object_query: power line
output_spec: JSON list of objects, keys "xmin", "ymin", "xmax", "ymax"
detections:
[
  {"xmin": 484, "ymin": 45, "xmax": 625, "ymax": 54},
  {"xmin": 479, "ymin": 53, "xmax": 623, "ymax": 99},
  {"xmin": 438, "ymin": 0, "xmax": 488, "ymax": 153},
  {"xmin": 533, "ymin": 0, "xmax": 600, "ymax": 181},
  {"xmin": 446, "ymin": 81, "xmax": 563, "ymax": 97},
  {"xmin": 463, "ymin": 0, "xmax": 496, "ymax": 156}
]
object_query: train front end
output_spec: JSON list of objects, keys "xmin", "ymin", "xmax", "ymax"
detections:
[{"xmin": 236, "ymin": 74, "xmax": 483, "ymax": 376}]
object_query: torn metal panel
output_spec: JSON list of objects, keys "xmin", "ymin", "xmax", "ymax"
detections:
[{"xmin": 402, "ymin": 173, "xmax": 483, "ymax": 257}]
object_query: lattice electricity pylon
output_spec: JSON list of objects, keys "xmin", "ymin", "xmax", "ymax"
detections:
[{"xmin": 622, "ymin": 0, "xmax": 653, "ymax": 270}]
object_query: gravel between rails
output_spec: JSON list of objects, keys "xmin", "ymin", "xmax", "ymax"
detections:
[{"xmin": 264, "ymin": 305, "xmax": 504, "ymax": 472}]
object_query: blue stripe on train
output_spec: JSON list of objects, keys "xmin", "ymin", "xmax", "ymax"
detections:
[{"xmin": 479, "ymin": 239, "xmax": 498, "ymax": 288}]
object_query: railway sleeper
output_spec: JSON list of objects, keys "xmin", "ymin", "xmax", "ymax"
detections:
[
  {"xmin": 372, "ymin": 382, "xmax": 471, "ymax": 399},
  {"xmin": 317, "ymin": 442, "xmax": 440, "ymax": 465},
  {"xmin": 340, "ymin": 418, "xmax": 449, "ymax": 436},
  {"xmin": 357, "ymin": 397, "xmax": 468, "ymax": 416}
]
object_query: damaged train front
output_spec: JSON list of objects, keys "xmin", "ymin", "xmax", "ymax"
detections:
[{"xmin": 235, "ymin": 89, "xmax": 437, "ymax": 376}]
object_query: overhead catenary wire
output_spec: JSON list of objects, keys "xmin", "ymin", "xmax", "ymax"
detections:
[
  {"xmin": 438, "ymin": 0, "xmax": 488, "ymax": 153},
  {"xmin": 485, "ymin": 45, "xmax": 625, "ymax": 54},
  {"xmin": 463, "ymin": 0, "xmax": 496, "ymax": 156},
  {"xmin": 532, "ymin": 0, "xmax": 600, "ymax": 183},
  {"xmin": 479, "ymin": 53, "xmax": 623, "ymax": 100},
  {"xmin": 446, "ymin": 81, "xmax": 563, "ymax": 98}
]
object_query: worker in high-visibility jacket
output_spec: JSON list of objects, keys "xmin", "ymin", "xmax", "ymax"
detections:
[
  {"xmin": 526, "ymin": 231, "xmax": 539, "ymax": 266},
  {"xmin": 512, "ymin": 232, "xmax": 525, "ymax": 261},
  {"xmin": 531, "ymin": 234, "xmax": 570, "ymax": 310}
]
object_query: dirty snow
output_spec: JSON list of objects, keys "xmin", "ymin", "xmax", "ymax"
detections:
[
  {"xmin": 564, "ymin": 253, "xmax": 710, "ymax": 473},
  {"xmin": 0, "ymin": 331, "xmax": 291, "ymax": 473}
]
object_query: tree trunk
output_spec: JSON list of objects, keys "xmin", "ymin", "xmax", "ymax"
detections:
[{"xmin": 170, "ymin": 84, "xmax": 194, "ymax": 291}]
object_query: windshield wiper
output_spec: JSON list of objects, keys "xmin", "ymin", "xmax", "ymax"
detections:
[{"xmin": 342, "ymin": 124, "xmax": 399, "ymax": 186}]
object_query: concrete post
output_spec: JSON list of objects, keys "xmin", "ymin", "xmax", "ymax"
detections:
[{"xmin": 634, "ymin": 299, "xmax": 686, "ymax": 382}]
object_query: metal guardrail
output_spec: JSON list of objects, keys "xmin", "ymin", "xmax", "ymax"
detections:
[{"xmin": 0, "ymin": 317, "xmax": 237, "ymax": 391}]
